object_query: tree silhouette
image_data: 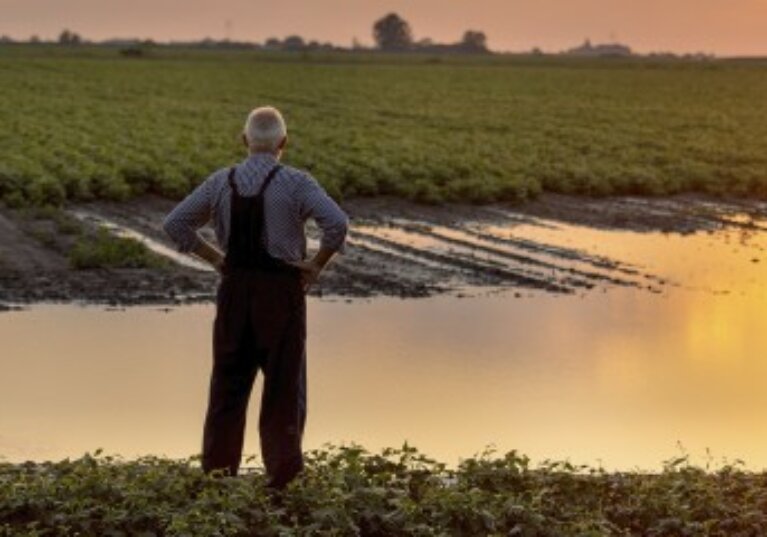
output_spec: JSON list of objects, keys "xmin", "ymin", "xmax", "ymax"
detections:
[
  {"xmin": 283, "ymin": 35, "xmax": 305, "ymax": 51},
  {"xmin": 461, "ymin": 31, "xmax": 487, "ymax": 52},
  {"xmin": 373, "ymin": 13, "xmax": 413, "ymax": 51},
  {"xmin": 58, "ymin": 29, "xmax": 82, "ymax": 45}
]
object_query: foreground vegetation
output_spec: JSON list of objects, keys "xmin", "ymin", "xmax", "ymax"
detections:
[
  {"xmin": 1, "ymin": 46, "xmax": 767, "ymax": 207},
  {"xmin": 2, "ymin": 445, "xmax": 766, "ymax": 536}
]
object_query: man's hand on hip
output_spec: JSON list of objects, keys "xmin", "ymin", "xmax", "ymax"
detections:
[
  {"xmin": 290, "ymin": 260, "xmax": 322, "ymax": 293},
  {"xmin": 192, "ymin": 239, "xmax": 225, "ymax": 274},
  {"xmin": 289, "ymin": 247, "xmax": 337, "ymax": 293}
]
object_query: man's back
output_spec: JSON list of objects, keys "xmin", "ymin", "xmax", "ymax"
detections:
[{"xmin": 163, "ymin": 152, "xmax": 347, "ymax": 263}]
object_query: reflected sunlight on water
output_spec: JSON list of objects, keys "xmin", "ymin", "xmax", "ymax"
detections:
[{"xmin": 1, "ymin": 218, "xmax": 767, "ymax": 470}]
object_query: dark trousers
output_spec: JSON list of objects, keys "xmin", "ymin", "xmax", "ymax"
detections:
[{"xmin": 202, "ymin": 268, "xmax": 306, "ymax": 488}]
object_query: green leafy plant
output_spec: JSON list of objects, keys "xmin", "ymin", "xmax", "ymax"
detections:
[{"xmin": 68, "ymin": 229, "xmax": 168, "ymax": 269}]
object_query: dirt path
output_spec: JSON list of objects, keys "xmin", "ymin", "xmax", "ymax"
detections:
[{"xmin": 1, "ymin": 193, "xmax": 764, "ymax": 308}]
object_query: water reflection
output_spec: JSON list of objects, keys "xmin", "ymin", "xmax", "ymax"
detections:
[{"xmin": 1, "ymin": 222, "xmax": 766, "ymax": 470}]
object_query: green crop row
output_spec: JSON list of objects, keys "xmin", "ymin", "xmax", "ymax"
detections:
[
  {"xmin": 2, "ymin": 444, "xmax": 766, "ymax": 536},
  {"xmin": 2, "ymin": 47, "xmax": 767, "ymax": 207}
]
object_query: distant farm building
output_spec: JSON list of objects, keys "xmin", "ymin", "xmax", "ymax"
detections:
[{"xmin": 566, "ymin": 39, "xmax": 632, "ymax": 58}]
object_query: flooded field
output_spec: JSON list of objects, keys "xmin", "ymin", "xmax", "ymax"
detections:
[{"xmin": 2, "ymin": 203, "xmax": 767, "ymax": 470}]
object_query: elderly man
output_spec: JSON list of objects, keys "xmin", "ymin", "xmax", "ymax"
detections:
[{"xmin": 163, "ymin": 106, "xmax": 348, "ymax": 488}]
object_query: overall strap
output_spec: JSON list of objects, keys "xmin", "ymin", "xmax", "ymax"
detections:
[
  {"xmin": 256, "ymin": 165, "xmax": 283, "ymax": 197},
  {"xmin": 226, "ymin": 166, "xmax": 239, "ymax": 196}
]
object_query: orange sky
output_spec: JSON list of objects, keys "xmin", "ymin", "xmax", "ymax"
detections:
[{"xmin": 2, "ymin": 0, "xmax": 766, "ymax": 55}]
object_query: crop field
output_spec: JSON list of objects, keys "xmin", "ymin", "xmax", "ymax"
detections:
[
  {"xmin": 2, "ymin": 445, "xmax": 766, "ymax": 536},
  {"xmin": 1, "ymin": 46, "xmax": 767, "ymax": 207}
]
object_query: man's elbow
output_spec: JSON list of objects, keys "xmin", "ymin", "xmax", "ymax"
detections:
[
  {"xmin": 339, "ymin": 214, "xmax": 350, "ymax": 240},
  {"xmin": 162, "ymin": 214, "xmax": 188, "ymax": 251},
  {"xmin": 326, "ymin": 214, "xmax": 350, "ymax": 254},
  {"xmin": 162, "ymin": 214, "xmax": 175, "ymax": 239}
]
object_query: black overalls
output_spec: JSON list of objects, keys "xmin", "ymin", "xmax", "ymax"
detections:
[{"xmin": 202, "ymin": 164, "xmax": 307, "ymax": 489}]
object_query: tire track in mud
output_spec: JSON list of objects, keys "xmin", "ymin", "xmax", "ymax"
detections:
[
  {"xmin": 349, "ymin": 229, "xmax": 575, "ymax": 293},
  {"xmin": 381, "ymin": 221, "xmax": 643, "ymax": 288},
  {"xmin": 458, "ymin": 226, "xmax": 632, "ymax": 272}
]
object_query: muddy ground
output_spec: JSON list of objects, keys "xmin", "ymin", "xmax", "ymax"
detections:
[{"xmin": 1, "ymin": 193, "xmax": 766, "ymax": 308}]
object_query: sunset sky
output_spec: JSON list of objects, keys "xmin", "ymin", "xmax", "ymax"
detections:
[{"xmin": 3, "ymin": 0, "xmax": 766, "ymax": 56}]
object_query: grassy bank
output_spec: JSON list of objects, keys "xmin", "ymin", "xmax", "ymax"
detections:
[
  {"xmin": 1, "ymin": 445, "xmax": 766, "ymax": 536},
  {"xmin": 18, "ymin": 206, "xmax": 168, "ymax": 270},
  {"xmin": 1, "ymin": 47, "xmax": 767, "ymax": 207}
]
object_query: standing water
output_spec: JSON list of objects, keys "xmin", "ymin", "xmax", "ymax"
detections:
[{"xmin": 2, "ymin": 216, "xmax": 767, "ymax": 470}]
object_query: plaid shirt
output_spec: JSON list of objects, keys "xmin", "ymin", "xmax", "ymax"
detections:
[{"xmin": 163, "ymin": 153, "xmax": 348, "ymax": 261}]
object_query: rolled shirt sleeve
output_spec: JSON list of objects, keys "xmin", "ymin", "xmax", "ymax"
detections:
[
  {"xmin": 296, "ymin": 175, "xmax": 349, "ymax": 254},
  {"xmin": 162, "ymin": 174, "xmax": 216, "ymax": 253}
]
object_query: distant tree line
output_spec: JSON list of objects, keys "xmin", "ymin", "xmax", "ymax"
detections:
[
  {"xmin": 0, "ymin": 17, "xmax": 718, "ymax": 60},
  {"xmin": 263, "ymin": 36, "xmax": 339, "ymax": 52},
  {"xmin": 0, "ymin": 30, "xmax": 83, "ymax": 45},
  {"xmin": 0, "ymin": 15, "xmax": 489, "ymax": 55}
]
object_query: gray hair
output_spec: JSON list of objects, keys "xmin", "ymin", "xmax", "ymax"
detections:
[{"xmin": 243, "ymin": 106, "xmax": 287, "ymax": 152}]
